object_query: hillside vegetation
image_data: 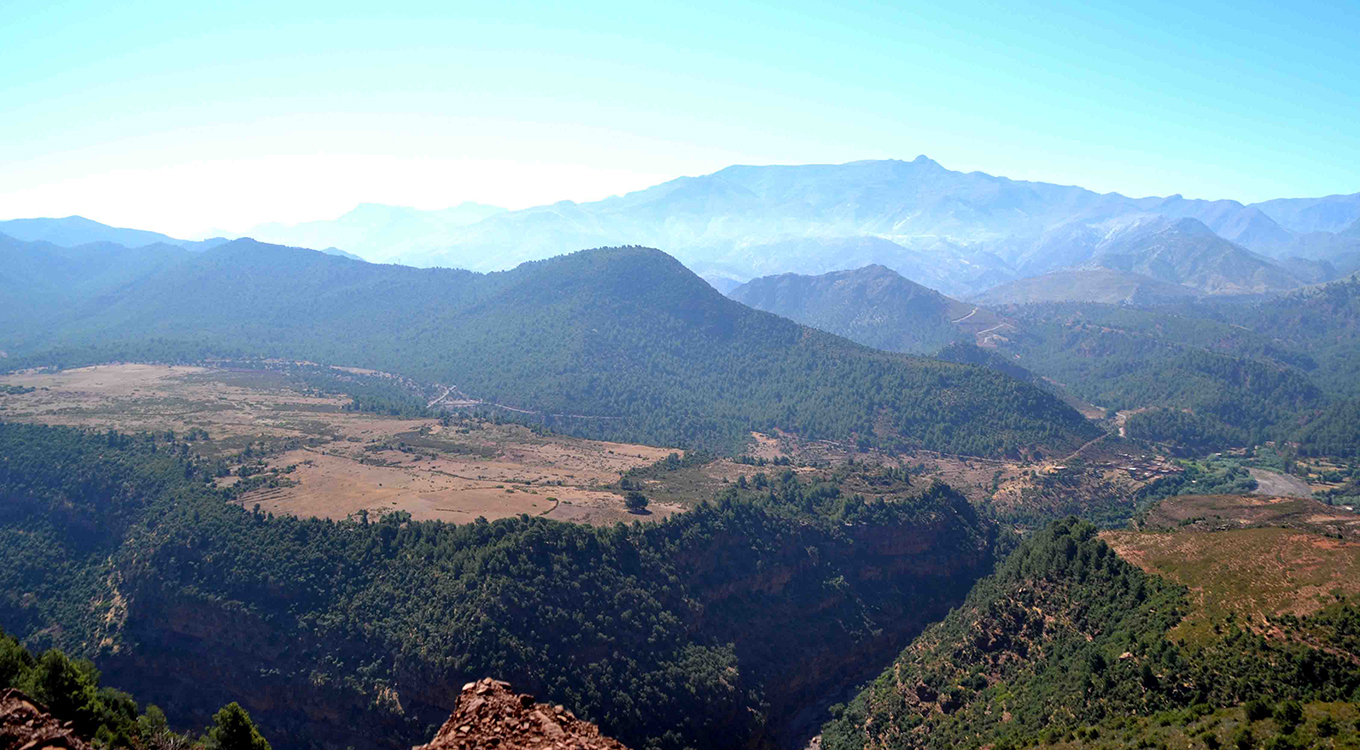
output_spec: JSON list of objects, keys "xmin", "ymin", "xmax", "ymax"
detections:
[
  {"xmin": 1, "ymin": 240, "xmax": 1098, "ymax": 457},
  {"xmin": 0, "ymin": 421, "xmax": 996, "ymax": 750},
  {"xmin": 715, "ymin": 263, "xmax": 1360, "ymax": 456},
  {"xmin": 982, "ymin": 302, "xmax": 1332, "ymax": 449},
  {"xmin": 822, "ymin": 517, "xmax": 1360, "ymax": 750},
  {"xmin": 1, "ymin": 627, "xmax": 268, "ymax": 750}
]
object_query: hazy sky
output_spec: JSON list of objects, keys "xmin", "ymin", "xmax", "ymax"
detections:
[{"xmin": 3, "ymin": 0, "xmax": 1358, "ymax": 237}]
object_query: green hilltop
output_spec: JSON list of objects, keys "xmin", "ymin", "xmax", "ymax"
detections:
[{"xmin": 2, "ymin": 239, "xmax": 1098, "ymax": 457}]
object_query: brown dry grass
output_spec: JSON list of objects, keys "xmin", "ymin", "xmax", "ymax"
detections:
[
  {"xmin": 0, "ymin": 364, "xmax": 681, "ymax": 526},
  {"xmin": 1140, "ymin": 493, "xmax": 1360, "ymax": 539},
  {"xmin": 250, "ymin": 444, "xmax": 683, "ymax": 524},
  {"xmin": 0, "ymin": 364, "xmax": 345, "ymax": 441},
  {"xmin": 1103, "ymin": 518, "xmax": 1360, "ymax": 643}
]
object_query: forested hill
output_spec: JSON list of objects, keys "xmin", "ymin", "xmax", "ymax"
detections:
[
  {"xmin": 0, "ymin": 233, "xmax": 191, "ymax": 336},
  {"xmin": 3, "ymin": 239, "xmax": 1099, "ymax": 456},
  {"xmin": 822, "ymin": 517, "xmax": 1360, "ymax": 750},
  {"xmin": 727, "ymin": 265, "xmax": 1001, "ymax": 354}
]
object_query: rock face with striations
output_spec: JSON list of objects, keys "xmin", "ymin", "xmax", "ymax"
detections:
[
  {"xmin": 414, "ymin": 679, "xmax": 631, "ymax": 750},
  {"xmin": 0, "ymin": 689, "xmax": 94, "ymax": 750}
]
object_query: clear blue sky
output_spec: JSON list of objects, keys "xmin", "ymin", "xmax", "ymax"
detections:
[{"xmin": 3, "ymin": 0, "xmax": 1357, "ymax": 236}]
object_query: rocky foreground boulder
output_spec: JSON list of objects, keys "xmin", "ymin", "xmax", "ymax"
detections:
[
  {"xmin": 0, "ymin": 689, "xmax": 94, "ymax": 750},
  {"xmin": 414, "ymin": 679, "xmax": 631, "ymax": 750}
]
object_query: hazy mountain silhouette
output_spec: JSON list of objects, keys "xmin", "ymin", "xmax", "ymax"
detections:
[
  {"xmin": 971, "ymin": 269, "xmax": 1206, "ymax": 306},
  {"xmin": 287, "ymin": 158, "xmax": 1323, "ymax": 296},
  {"xmin": 728, "ymin": 265, "xmax": 1000, "ymax": 354},
  {"xmin": 0, "ymin": 216, "xmax": 228, "ymax": 251},
  {"xmin": 1253, "ymin": 192, "xmax": 1360, "ymax": 234},
  {"xmin": 9, "ymin": 159, "xmax": 1355, "ymax": 298}
]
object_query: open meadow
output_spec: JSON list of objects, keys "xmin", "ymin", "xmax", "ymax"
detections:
[{"xmin": 0, "ymin": 363, "xmax": 685, "ymax": 524}]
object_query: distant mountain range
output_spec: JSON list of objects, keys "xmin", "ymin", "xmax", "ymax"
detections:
[
  {"xmin": 228, "ymin": 157, "xmax": 1360, "ymax": 298},
  {"xmin": 6, "ymin": 158, "xmax": 1359, "ymax": 302},
  {"xmin": 1254, "ymin": 193, "xmax": 1360, "ymax": 234},
  {"xmin": 0, "ymin": 216, "xmax": 231, "ymax": 252},
  {"xmin": 0, "ymin": 218, "xmax": 365, "ymax": 262}
]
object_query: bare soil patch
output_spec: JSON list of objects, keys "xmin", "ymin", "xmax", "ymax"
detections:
[
  {"xmin": 249, "ymin": 445, "xmax": 683, "ymax": 524},
  {"xmin": 1248, "ymin": 467, "xmax": 1314, "ymax": 499},
  {"xmin": 1140, "ymin": 493, "xmax": 1360, "ymax": 540},
  {"xmin": 0, "ymin": 364, "xmax": 682, "ymax": 526},
  {"xmin": 1103, "ymin": 526, "xmax": 1360, "ymax": 643}
]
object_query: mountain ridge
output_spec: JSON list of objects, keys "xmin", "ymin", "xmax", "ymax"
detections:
[
  {"xmin": 0, "ymin": 216, "xmax": 229, "ymax": 252},
  {"xmin": 3, "ymin": 238, "xmax": 1100, "ymax": 457},
  {"xmin": 10, "ymin": 158, "xmax": 1355, "ymax": 299},
  {"xmin": 971, "ymin": 268, "xmax": 1205, "ymax": 306},
  {"xmin": 728, "ymin": 264, "xmax": 998, "ymax": 354},
  {"xmin": 220, "ymin": 158, "xmax": 1330, "ymax": 296}
]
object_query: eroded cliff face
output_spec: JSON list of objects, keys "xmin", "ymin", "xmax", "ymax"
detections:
[
  {"xmin": 99, "ymin": 580, "xmax": 432, "ymax": 750},
  {"xmin": 674, "ymin": 493, "xmax": 994, "ymax": 748},
  {"xmin": 92, "ymin": 494, "xmax": 993, "ymax": 750}
]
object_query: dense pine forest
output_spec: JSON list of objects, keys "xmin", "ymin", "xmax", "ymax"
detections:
[{"xmin": 0, "ymin": 422, "xmax": 996, "ymax": 750}]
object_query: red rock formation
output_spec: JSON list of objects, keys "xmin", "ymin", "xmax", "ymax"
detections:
[
  {"xmin": 0, "ymin": 689, "xmax": 94, "ymax": 750},
  {"xmin": 413, "ymin": 679, "xmax": 630, "ymax": 750}
]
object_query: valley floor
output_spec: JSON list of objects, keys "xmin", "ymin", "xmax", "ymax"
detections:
[{"xmin": 0, "ymin": 364, "xmax": 681, "ymax": 525}]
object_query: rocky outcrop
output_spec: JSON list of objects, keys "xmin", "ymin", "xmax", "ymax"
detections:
[
  {"xmin": 0, "ymin": 689, "xmax": 94, "ymax": 750},
  {"xmin": 414, "ymin": 679, "xmax": 630, "ymax": 750}
]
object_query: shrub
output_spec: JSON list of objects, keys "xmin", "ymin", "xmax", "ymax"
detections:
[
  {"xmin": 624, "ymin": 491, "xmax": 650, "ymax": 512},
  {"xmin": 208, "ymin": 702, "xmax": 270, "ymax": 750},
  {"xmin": 1274, "ymin": 701, "xmax": 1303, "ymax": 733}
]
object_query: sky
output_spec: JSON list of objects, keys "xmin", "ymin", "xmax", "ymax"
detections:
[{"xmin": 2, "ymin": 0, "xmax": 1358, "ymax": 238}]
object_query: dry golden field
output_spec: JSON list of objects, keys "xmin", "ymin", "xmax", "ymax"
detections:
[{"xmin": 0, "ymin": 364, "xmax": 683, "ymax": 525}]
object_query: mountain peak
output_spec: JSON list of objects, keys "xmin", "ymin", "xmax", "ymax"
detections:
[
  {"xmin": 1166, "ymin": 216, "xmax": 1218, "ymax": 236},
  {"xmin": 859, "ymin": 263, "xmax": 898, "ymax": 274}
]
